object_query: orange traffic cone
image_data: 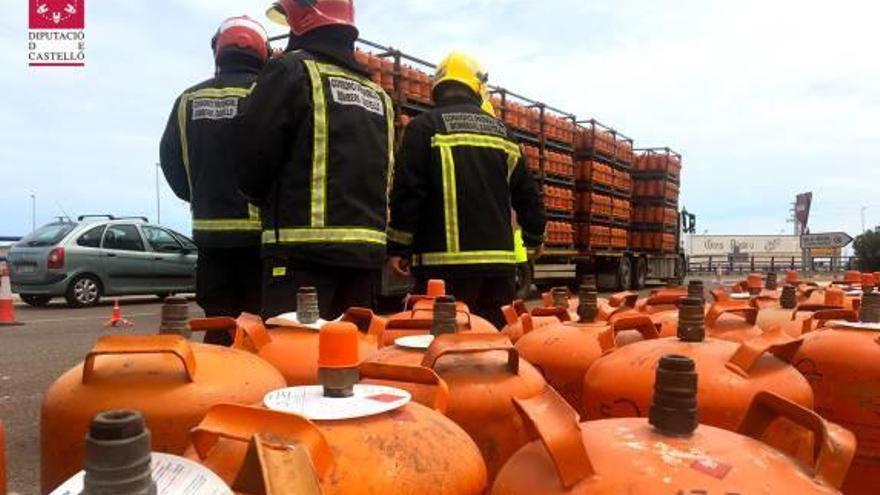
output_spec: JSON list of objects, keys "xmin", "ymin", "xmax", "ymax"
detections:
[
  {"xmin": 103, "ymin": 298, "xmax": 133, "ymax": 328},
  {"xmin": 0, "ymin": 262, "xmax": 22, "ymax": 326}
]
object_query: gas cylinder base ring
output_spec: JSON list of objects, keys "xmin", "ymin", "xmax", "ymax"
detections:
[
  {"xmin": 264, "ymin": 385, "xmax": 412, "ymax": 421},
  {"xmin": 394, "ymin": 334, "xmax": 435, "ymax": 349}
]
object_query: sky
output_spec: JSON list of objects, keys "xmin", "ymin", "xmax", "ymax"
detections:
[{"xmin": 1, "ymin": 0, "xmax": 878, "ymax": 240}]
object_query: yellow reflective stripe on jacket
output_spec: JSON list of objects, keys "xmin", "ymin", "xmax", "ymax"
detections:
[
  {"xmin": 248, "ymin": 204, "xmax": 260, "ymax": 221},
  {"xmin": 263, "ymin": 228, "xmax": 386, "ymax": 245},
  {"xmin": 432, "ymin": 133, "xmax": 522, "ymax": 158},
  {"xmin": 193, "ymin": 219, "xmax": 262, "ymax": 232},
  {"xmin": 304, "ymin": 61, "xmax": 329, "ymax": 228},
  {"xmin": 187, "ymin": 87, "xmax": 251, "ymax": 99},
  {"xmin": 416, "ymin": 251, "xmax": 517, "ymax": 266},
  {"xmin": 387, "ymin": 228, "xmax": 414, "ymax": 246},
  {"xmin": 439, "ymin": 145, "xmax": 460, "ymax": 252},
  {"xmin": 507, "ymin": 152, "xmax": 519, "ymax": 181}
]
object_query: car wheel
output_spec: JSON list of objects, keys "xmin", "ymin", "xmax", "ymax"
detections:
[
  {"xmin": 21, "ymin": 294, "xmax": 52, "ymax": 307},
  {"xmin": 66, "ymin": 274, "xmax": 103, "ymax": 308}
]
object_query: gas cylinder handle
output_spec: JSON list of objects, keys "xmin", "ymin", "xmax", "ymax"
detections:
[
  {"xmin": 232, "ymin": 433, "xmax": 323, "ymax": 495},
  {"xmin": 706, "ymin": 304, "xmax": 758, "ymax": 327},
  {"xmin": 608, "ymin": 291, "xmax": 638, "ymax": 308},
  {"xmin": 512, "ymin": 299, "xmax": 529, "ymax": 316},
  {"xmin": 794, "ymin": 304, "xmax": 842, "ymax": 313},
  {"xmin": 710, "ymin": 288, "xmax": 731, "ymax": 303},
  {"xmin": 512, "ymin": 387, "xmax": 595, "ymax": 488},
  {"xmin": 188, "ymin": 317, "xmax": 237, "ymax": 334},
  {"xmin": 645, "ymin": 293, "xmax": 686, "ymax": 307},
  {"xmin": 748, "ymin": 296, "xmax": 779, "ymax": 310},
  {"xmin": 82, "ymin": 335, "xmax": 197, "ymax": 384},
  {"xmin": 233, "ymin": 314, "xmax": 274, "ymax": 351},
  {"xmin": 530, "ymin": 306, "xmax": 571, "ymax": 322},
  {"xmin": 340, "ymin": 307, "xmax": 385, "ymax": 338},
  {"xmin": 737, "ymin": 391, "xmax": 855, "ymax": 489},
  {"xmin": 801, "ymin": 309, "xmax": 859, "ymax": 335},
  {"xmin": 359, "ymin": 362, "xmax": 450, "ymax": 413},
  {"xmin": 421, "ymin": 334, "xmax": 519, "ymax": 375},
  {"xmin": 190, "ymin": 404, "xmax": 333, "ymax": 480},
  {"xmin": 726, "ymin": 327, "xmax": 803, "ymax": 376},
  {"xmin": 598, "ymin": 315, "xmax": 659, "ymax": 353},
  {"xmin": 501, "ymin": 304, "xmax": 519, "ymax": 325}
]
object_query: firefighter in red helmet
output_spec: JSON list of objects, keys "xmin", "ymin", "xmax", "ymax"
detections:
[
  {"xmin": 234, "ymin": 0, "xmax": 395, "ymax": 320},
  {"xmin": 160, "ymin": 16, "xmax": 270, "ymax": 345}
]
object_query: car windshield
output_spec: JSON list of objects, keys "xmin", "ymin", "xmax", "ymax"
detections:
[{"xmin": 18, "ymin": 223, "xmax": 75, "ymax": 247}]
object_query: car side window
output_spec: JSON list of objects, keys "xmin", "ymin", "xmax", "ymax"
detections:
[
  {"xmin": 76, "ymin": 225, "xmax": 106, "ymax": 248},
  {"xmin": 142, "ymin": 226, "xmax": 182, "ymax": 252},
  {"xmin": 170, "ymin": 231, "xmax": 197, "ymax": 251},
  {"xmin": 102, "ymin": 225, "xmax": 145, "ymax": 252}
]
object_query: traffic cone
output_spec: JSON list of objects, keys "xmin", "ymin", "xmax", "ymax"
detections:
[
  {"xmin": 103, "ymin": 298, "xmax": 133, "ymax": 328},
  {"xmin": 0, "ymin": 262, "xmax": 22, "ymax": 326}
]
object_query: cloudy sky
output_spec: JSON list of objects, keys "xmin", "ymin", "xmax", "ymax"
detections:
[{"xmin": 2, "ymin": 0, "xmax": 878, "ymax": 241}]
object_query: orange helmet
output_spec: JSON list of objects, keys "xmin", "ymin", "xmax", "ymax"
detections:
[
  {"xmin": 212, "ymin": 16, "xmax": 269, "ymax": 62},
  {"xmin": 267, "ymin": 0, "xmax": 356, "ymax": 36}
]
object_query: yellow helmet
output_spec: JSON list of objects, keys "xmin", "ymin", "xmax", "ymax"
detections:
[
  {"xmin": 433, "ymin": 51, "xmax": 488, "ymax": 98},
  {"xmin": 479, "ymin": 86, "xmax": 496, "ymax": 116}
]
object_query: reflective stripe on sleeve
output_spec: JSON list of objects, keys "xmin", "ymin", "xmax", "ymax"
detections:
[
  {"xmin": 387, "ymin": 228, "xmax": 414, "ymax": 246},
  {"xmin": 193, "ymin": 219, "xmax": 262, "ymax": 232}
]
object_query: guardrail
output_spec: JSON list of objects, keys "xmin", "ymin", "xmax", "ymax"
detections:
[{"xmin": 688, "ymin": 255, "xmax": 858, "ymax": 275}]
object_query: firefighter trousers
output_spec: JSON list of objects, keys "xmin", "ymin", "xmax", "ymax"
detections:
[{"xmin": 196, "ymin": 246, "xmax": 262, "ymax": 346}]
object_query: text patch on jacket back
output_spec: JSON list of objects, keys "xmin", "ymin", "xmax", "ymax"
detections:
[
  {"xmin": 441, "ymin": 113, "xmax": 507, "ymax": 136},
  {"xmin": 328, "ymin": 77, "xmax": 384, "ymax": 116},
  {"xmin": 192, "ymin": 97, "xmax": 239, "ymax": 121}
]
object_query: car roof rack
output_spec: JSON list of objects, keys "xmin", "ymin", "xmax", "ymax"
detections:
[{"xmin": 77, "ymin": 215, "xmax": 149, "ymax": 223}]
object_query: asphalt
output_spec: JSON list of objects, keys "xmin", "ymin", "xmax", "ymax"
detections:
[{"xmin": 0, "ymin": 297, "xmax": 204, "ymax": 495}]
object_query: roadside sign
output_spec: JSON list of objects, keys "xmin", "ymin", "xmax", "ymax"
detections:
[
  {"xmin": 801, "ymin": 232, "xmax": 854, "ymax": 249},
  {"xmin": 809, "ymin": 247, "xmax": 841, "ymax": 257}
]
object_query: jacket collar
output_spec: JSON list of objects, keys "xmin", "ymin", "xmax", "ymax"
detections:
[
  {"xmin": 286, "ymin": 26, "xmax": 369, "ymax": 77},
  {"xmin": 216, "ymin": 49, "xmax": 264, "ymax": 77}
]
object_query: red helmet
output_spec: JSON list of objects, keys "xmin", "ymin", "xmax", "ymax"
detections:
[
  {"xmin": 212, "ymin": 15, "xmax": 269, "ymax": 62},
  {"xmin": 266, "ymin": 0, "xmax": 356, "ymax": 36}
]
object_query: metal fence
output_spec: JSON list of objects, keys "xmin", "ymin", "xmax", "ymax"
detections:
[{"xmin": 687, "ymin": 255, "xmax": 859, "ymax": 275}]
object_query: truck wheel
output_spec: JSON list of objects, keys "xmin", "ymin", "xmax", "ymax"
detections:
[
  {"xmin": 515, "ymin": 262, "xmax": 534, "ymax": 300},
  {"xmin": 632, "ymin": 257, "xmax": 648, "ymax": 290},
  {"xmin": 617, "ymin": 257, "xmax": 633, "ymax": 291}
]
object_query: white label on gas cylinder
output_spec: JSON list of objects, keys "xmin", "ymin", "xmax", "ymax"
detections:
[
  {"xmin": 394, "ymin": 334, "xmax": 435, "ymax": 350},
  {"xmin": 50, "ymin": 453, "xmax": 232, "ymax": 495},
  {"xmin": 266, "ymin": 312, "xmax": 328, "ymax": 330},
  {"xmin": 729, "ymin": 293, "xmax": 751, "ymax": 300},
  {"xmin": 264, "ymin": 384, "xmax": 411, "ymax": 421},
  {"xmin": 845, "ymin": 290, "xmax": 863, "ymax": 296},
  {"xmin": 835, "ymin": 321, "xmax": 880, "ymax": 331}
]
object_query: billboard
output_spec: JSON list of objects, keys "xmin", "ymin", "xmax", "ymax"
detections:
[
  {"xmin": 686, "ymin": 235, "xmax": 802, "ymax": 257},
  {"xmin": 795, "ymin": 192, "xmax": 813, "ymax": 234}
]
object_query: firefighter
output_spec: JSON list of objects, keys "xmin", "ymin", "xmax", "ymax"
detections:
[
  {"xmin": 387, "ymin": 52, "xmax": 547, "ymax": 329},
  {"xmin": 234, "ymin": 0, "xmax": 395, "ymax": 320},
  {"xmin": 160, "ymin": 16, "xmax": 270, "ymax": 346}
]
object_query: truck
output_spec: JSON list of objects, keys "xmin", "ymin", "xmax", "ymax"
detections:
[{"xmin": 269, "ymin": 35, "xmax": 687, "ymax": 295}]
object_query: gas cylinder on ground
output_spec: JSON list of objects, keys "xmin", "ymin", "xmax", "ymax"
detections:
[
  {"xmin": 753, "ymin": 284, "xmax": 837, "ymax": 337},
  {"xmin": 665, "ymin": 301, "xmax": 763, "ymax": 342},
  {"xmin": 186, "ymin": 322, "xmax": 488, "ymax": 495},
  {"xmin": 501, "ymin": 287, "xmax": 575, "ymax": 343},
  {"xmin": 224, "ymin": 287, "xmax": 379, "ymax": 385},
  {"xmin": 389, "ymin": 279, "xmax": 497, "ymax": 333},
  {"xmin": 492, "ymin": 356, "xmax": 855, "ymax": 494},
  {"xmin": 792, "ymin": 291, "xmax": 880, "ymax": 494},
  {"xmin": 515, "ymin": 285, "xmax": 659, "ymax": 415},
  {"xmin": 585, "ymin": 297, "xmax": 819, "ymax": 463},
  {"xmin": 40, "ymin": 332, "xmax": 286, "ymax": 494},
  {"xmin": 366, "ymin": 311, "xmax": 547, "ymax": 482}
]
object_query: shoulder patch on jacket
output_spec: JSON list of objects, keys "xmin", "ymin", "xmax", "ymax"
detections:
[
  {"xmin": 328, "ymin": 76, "xmax": 385, "ymax": 116},
  {"xmin": 441, "ymin": 112, "xmax": 507, "ymax": 137},
  {"xmin": 191, "ymin": 97, "xmax": 239, "ymax": 121}
]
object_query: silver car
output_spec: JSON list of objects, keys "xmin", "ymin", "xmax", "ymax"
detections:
[{"xmin": 8, "ymin": 215, "xmax": 197, "ymax": 307}]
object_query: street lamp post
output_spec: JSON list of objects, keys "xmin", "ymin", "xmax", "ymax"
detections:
[{"xmin": 30, "ymin": 193, "xmax": 36, "ymax": 232}]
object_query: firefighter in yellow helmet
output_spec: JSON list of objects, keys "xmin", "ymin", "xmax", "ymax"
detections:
[{"xmin": 387, "ymin": 51, "xmax": 546, "ymax": 328}]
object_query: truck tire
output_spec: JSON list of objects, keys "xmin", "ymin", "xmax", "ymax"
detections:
[
  {"xmin": 632, "ymin": 257, "xmax": 648, "ymax": 290},
  {"xmin": 617, "ymin": 257, "xmax": 633, "ymax": 291}
]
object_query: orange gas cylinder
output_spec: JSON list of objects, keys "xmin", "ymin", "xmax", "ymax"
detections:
[
  {"xmin": 40, "ymin": 334, "xmax": 286, "ymax": 494},
  {"xmin": 700, "ymin": 303, "xmax": 763, "ymax": 342},
  {"xmin": 754, "ymin": 285, "xmax": 816, "ymax": 336},
  {"xmin": 793, "ymin": 292, "xmax": 880, "ymax": 494},
  {"xmin": 635, "ymin": 286, "xmax": 688, "ymax": 313},
  {"xmin": 584, "ymin": 297, "xmax": 818, "ymax": 463},
  {"xmin": 843, "ymin": 270, "xmax": 862, "ymax": 285},
  {"xmin": 389, "ymin": 279, "xmax": 497, "ymax": 333},
  {"xmin": 367, "ymin": 331, "xmax": 546, "ymax": 482},
  {"xmin": 228, "ymin": 311, "xmax": 378, "ymax": 386},
  {"xmin": 185, "ymin": 323, "xmax": 488, "ymax": 495},
  {"xmin": 381, "ymin": 296, "xmax": 495, "ymax": 348},
  {"xmin": 515, "ymin": 288, "xmax": 659, "ymax": 416},
  {"xmin": 493, "ymin": 356, "xmax": 855, "ymax": 495},
  {"xmin": 501, "ymin": 298, "xmax": 571, "ymax": 344}
]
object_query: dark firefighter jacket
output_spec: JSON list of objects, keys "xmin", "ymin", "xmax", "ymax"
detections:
[
  {"xmin": 234, "ymin": 29, "xmax": 394, "ymax": 270},
  {"xmin": 160, "ymin": 49, "xmax": 263, "ymax": 249},
  {"xmin": 387, "ymin": 93, "xmax": 547, "ymax": 278}
]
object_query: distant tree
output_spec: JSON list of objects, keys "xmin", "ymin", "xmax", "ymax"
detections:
[{"xmin": 854, "ymin": 228, "xmax": 880, "ymax": 271}]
